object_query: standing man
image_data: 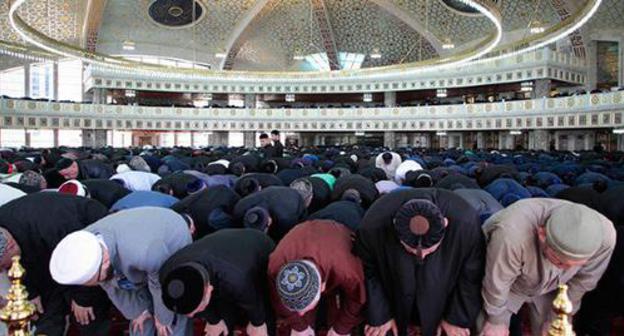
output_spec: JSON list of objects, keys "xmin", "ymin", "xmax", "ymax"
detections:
[
  {"xmin": 159, "ymin": 229, "xmax": 275, "ymax": 336},
  {"xmin": 271, "ymin": 130, "xmax": 284, "ymax": 158},
  {"xmin": 480, "ymin": 199, "xmax": 616, "ymax": 336},
  {"xmin": 0, "ymin": 192, "xmax": 110, "ymax": 336},
  {"xmin": 268, "ymin": 220, "xmax": 366, "ymax": 336},
  {"xmin": 355, "ymin": 188, "xmax": 485, "ymax": 336},
  {"xmin": 259, "ymin": 133, "xmax": 275, "ymax": 159},
  {"xmin": 50, "ymin": 207, "xmax": 194, "ymax": 336}
]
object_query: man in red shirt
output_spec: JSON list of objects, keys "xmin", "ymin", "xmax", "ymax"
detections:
[{"xmin": 268, "ymin": 220, "xmax": 366, "ymax": 336}]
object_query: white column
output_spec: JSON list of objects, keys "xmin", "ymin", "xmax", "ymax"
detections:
[
  {"xmin": 244, "ymin": 94, "xmax": 257, "ymax": 108},
  {"xmin": 585, "ymin": 40, "xmax": 598, "ymax": 91},
  {"xmin": 243, "ymin": 131, "xmax": 255, "ymax": 148},
  {"xmin": 383, "ymin": 131, "xmax": 396, "ymax": 148},
  {"xmin": 24, "ymin": 63, "xmax": 31, "ymax": 98},
  {"xmin": 476, "ymin": 132, "xmax": 485, "ymax": 149},
  {"xmin": 384, "ymin": 92, "xmax": 396, "ymax": 107},
  {"xmin": 529, "ymin": 130, "xmax": 549, "ymax": 151},
  {"xmin": 532, "ymin": 79, "xmax": 551, "ymax": 99},
  {"xmin": 52, "ymin": 62, "xmax": 59, "ymax": 101}
]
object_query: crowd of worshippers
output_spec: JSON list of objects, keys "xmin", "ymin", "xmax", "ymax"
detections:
[{"xmin": 0, "ymin": 134, "xmax": 624, "ymax": 336}]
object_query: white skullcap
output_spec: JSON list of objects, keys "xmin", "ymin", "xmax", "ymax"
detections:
[
  {"xmin": 50, "ymin": 231, "xmax": 102, "ymax": 285},
  {"xmin": 116, "ymin": 164, "xmax": 132, "ymax": 174},
  {"xmin": 58, "ymin": 180, "xmax": 89, "ymax": 197},
  {"xmin": 209, "ymin": 159, "xmax": 230, "ymax": 169},
  {"xmin": 350, "ymin": 154, "xmax": 358, "ymax": 163}
]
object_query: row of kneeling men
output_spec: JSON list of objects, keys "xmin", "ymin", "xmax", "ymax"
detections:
[{"xmin": 0, "ymin": 189, "xmax": 617, "ymax": 336}]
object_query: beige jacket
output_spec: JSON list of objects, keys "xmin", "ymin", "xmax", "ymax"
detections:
[{"xmin": 481, "ymin": 198, "xmax": 616, "ymax": 326}]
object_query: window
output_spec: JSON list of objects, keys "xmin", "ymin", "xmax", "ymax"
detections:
[
  {"xmin": 58, "ymin": 59, "xmax": 83, "ymax": 102},
  {"xmin": 27, "ymin": 129, "xmax": 54, "ymax": 148},
  {"xmin": 30, "ymin": 62, "xmax": 54, "ymax": 99},
  {"xmin": 338, "ymin": 52, "xmax": 365, "ymax": 70},
  {"xmin": 59, "ymin": 130, "xmax": 83, "ymax": 147},
  {"xmin": 0, "ymin": 66, "xmax": 25, "ymax": 98},
  {"xmin": 160, "ymin": 133, "xmax": 175, "ymax": 147},
  {"xmin": 111, "ymin": 131, "xmax": 133, "ymax": 147},
  {"xmin": 304, "ymin": 53, "xmax": 330, "ymax": 72},
  {"xmin": 0, "ymin": 129, "xmax": 26, "ymax": 148},
  {"xmin": 228, "ymin": 132, "xmax": 244, "ymax": 147},
  {"xmin": 176, "ymin": 132, "xmax": 192, "ymax": 146}
]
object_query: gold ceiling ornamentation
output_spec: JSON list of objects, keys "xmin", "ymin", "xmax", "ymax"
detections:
[{"xmin": 8, "ymin": 0, "xmax": 503, "ymax": 81}]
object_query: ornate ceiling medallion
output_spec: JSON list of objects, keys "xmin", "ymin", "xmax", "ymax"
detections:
[{"xmin": 148, "ymin": 0, "xmax": 205, "ymax": 29}]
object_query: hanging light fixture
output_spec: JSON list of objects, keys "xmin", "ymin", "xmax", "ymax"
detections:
[
  {"xmin": 363, "ymin": 93, "xmax": 373, "ymax": 102},
  {"xmin": 122, "ymin": 40, "xmax": 135, "ymax": 51},
  {"xmin": 529, "ymin": 20, "xmax": 545, "ymax": 34},
  {"xmin": 521, "ymin": 81, "xmax": 534, "ymax": 92},
  {"xmin": 442, "ymin": 38, "xmax": 455, "ymax": 50},
  {"xmin": 370, "ymin": 48, "xmax": 382, "ymax": 59},
  {"xmin": 125, "ymin": 90, "xmax": 136, "ymax": 97},
  {"xmin": 285, "ymin": 94, "xmax": 296, "ymax": 102},
  {"xmin": 436, "ymin": 89, "xmax": 448, "ymax": 98}
]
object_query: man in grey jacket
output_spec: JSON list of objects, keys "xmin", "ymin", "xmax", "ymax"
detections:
[
  {"xmin": 50, "ymin": 207, "xmax": 193, "ymax": 336},
  {"xmin": 480, "ymin": 199, "xmax": 616, "ymax": 336}
]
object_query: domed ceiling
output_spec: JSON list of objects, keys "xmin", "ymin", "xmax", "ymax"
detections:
[{"xmin": 0, "ymin": 0, "xmax": 623, "ymax": 73}]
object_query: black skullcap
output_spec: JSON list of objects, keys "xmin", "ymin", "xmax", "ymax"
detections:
[
  {"xmin": 55, "ymin": 158, "xmax": 75, "ymax": 171},
  {"xmin": 244, "ymin": 206, "xmax": 271, "ymax": 232},
  {"xmin": 341, "ymin": 188, "xmax": 362, "ymax": 204},
  {"xmin": 162, "ymin": 262, "xmax": 210, "ymax": 315},
  {"xmin": 382, "ymin": 152, "xmax": 393, "ymax": 164},
  {"xmin": 393, "ymin": 199, "xmax": 445, "ymax": 249},
  {"xmin": 230, "ymin": 162, "xmax": 246, "ymax": 177},
  {"xmin": 186, "ymin": 179, "xmax": 205, "ymax": 194},
  {"xmin": 237, "ymin": 178, "xmax": 261, "ymax": 197}
]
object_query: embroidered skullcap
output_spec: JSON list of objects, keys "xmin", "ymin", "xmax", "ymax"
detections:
[
  {"xmin": 393, "ymin": 199, "xmax": 445, "ymax": 249},
  {"xmin": 276, "ymin": 260, "xmax": 321, "ymax": 312}
]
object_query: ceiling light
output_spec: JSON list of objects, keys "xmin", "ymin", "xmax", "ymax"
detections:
[
  {"xmin": 436, "ymin": 131, "xmax": 447, "ymax": 136},
  {"xmin": 370, "ymin": 48, "xmax": 382, "ymax": 59},
  {"xmin": 521, "ymin": 81, "xmax": 534, "ymax": 92},
  {"xmin": 122, "ymin": 40, "xmax": 135, "ymax": 51},
  {"xmin": 510, "ymin": 130, "xmax": 522, "ymax": 135},
  {"xmin": 215, "ymin": 53, "xmax": 226, "ymax": 59},
  {"xmin": 529, "ymin": 21, "xmax": 546, "ymax": 34},
  {"xmin": 363, "ymin": 93, "xmax": 373, "ymax": 102},
  {"xmin": 613, "ymin": 129, "xmax": 624, "ymax": 134},
  {"xmin": 442, "ymin": 39, "xmax": 455, "ymax": 49},
  {"xmin": 436, "ymin": 89, "xmax": 448, "ymax": 98},
  {"xmin": 125, "ymin": 90, "xmax": 136, "ymax": 98},
  {"xmin": 293, "ymin": 55, "xmax": 304, "ymax": 61},
  {"xmin": 285, "ymin": 94, "xmax": 295, "ymax": 102}
]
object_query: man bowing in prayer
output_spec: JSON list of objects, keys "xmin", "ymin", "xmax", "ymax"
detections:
[
  {"xmin": 268, "ymin": 219, "xmax": 366, "ymax": 336},
  {"xmin": 355, "ymin": 188, "xmax": 485, "ymax": 336},
  {"xmin": 159, "ymin": 229, "xmax": 275, "ymax": 336},
  {"xmin": 480, "ymin": 198, "xmax": 615, "ymax": 336},
  {"xmin": 50, "ymin": 207, "xmax": 193, "ymax": 336},
  {"xmin": 0, "ymin": 192, "xmax": 110, "ymax": 336}
]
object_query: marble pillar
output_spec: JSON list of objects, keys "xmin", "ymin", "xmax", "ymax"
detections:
[
  {"xmin": 244, "ymin": 94, "xmax": 257, "ymax": 108},
  {"xmin": 384, "ymin": 131, "xmax": 396, "ymax": 148},
  {"xmin": 529, "ymin": 130, "xmax": 549, "ymax": 151},
  {"xmin": 82, "ymin": 130, "xmax": 107, "ymax": 148},
  {"xmin": 476, "ymin": 132, "xmax": 485, "ymax": 150},
  {"xmin": 532, "ymin": 79, "xmax": 552, "ymax": 99},
  {"xmin": 243, "ymin": 131, "xmax": 256, "ymax": 148},
  {"xmin": 384, "ymin": 92, "xmax": 397, "ymax": 107}
]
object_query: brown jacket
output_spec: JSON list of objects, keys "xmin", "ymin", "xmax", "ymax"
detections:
[
  {"xmin": 482, "ymin": 198, "xmax": 616, "ymax": 326},
  {"xmin": 268, "ymin": 220, "xmax": 366, "ymax": 334}
]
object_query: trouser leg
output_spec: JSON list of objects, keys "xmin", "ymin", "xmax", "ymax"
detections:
[{"xmin": 34, "ymin": 287, "xmax": 70, "ymax": 336}]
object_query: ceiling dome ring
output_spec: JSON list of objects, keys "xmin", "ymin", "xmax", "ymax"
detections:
[
  {"xmin": 439, "ymin": 0, "xmax": 500, "ymax": 16},
  {"xmin": 9, "ymin": 0, "xmax": 504, "ymax": 80}
]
